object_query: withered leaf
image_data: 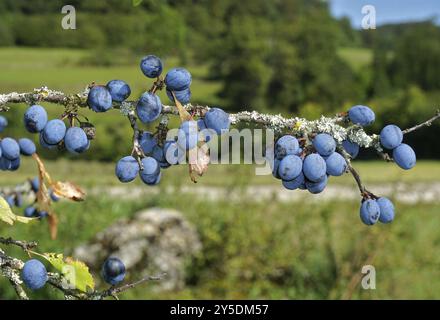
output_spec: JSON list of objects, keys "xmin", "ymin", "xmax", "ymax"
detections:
[
  {"xmin": 188, "ymin": 145, "xmax": 210, "ymax": 183},
  {"xmin": 51, "ymin": 181, "xmax": 86, "ymax": 202}
]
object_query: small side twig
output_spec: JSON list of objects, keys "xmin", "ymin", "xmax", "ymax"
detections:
[
  {"xmin": 403, "ymin": 109, "xmax": 440, "ymax": 134},
  {"xmin": 0, "ymin": 237, "xmax": 38, "ymax": 252},
  {"xmin": 127, "ymin": 111, "xmax": 145, "ymax": 170},
  {"xmin": 98, "ymin": 272, "xmax": 167, "ymax": 299}
]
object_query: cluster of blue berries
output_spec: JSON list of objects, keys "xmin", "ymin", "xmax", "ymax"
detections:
[
  {"xmin": 23, "ymin": 177, "xmax": 59, "ymax": 219},
  {"xmin": 23, "ymin": 105, "xmax": 91, "ymax": 154},
  {"xmin": 0, "ymin": 115, "xmax": 37, "ymax": 172},
  {"xmin": 273, "ymin": 133, "xmax": 347, "ymax": 194},
  {"xmin": 21, "ymin": 256, "xmax": 126, "ymax": 291},
  {"xmin": 2, "ymin": 176, "xmax": 59, "ymax": 219},
  {"xmin": 137, "ymin": 55, "xmax": 193, "ymax": 124},
  {"xmin": 272, "ymin": 105, "xmax": 398, "ymax": 226},
  {"xmin": 115, "ymin": 55, "xmax": 230, "ymax": 185},
  {"xmin": 380, "ymin": 125, "xmax": 416, "ymax": 170}
]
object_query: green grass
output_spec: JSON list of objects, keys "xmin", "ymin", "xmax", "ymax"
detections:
[
  {"xmin": 1, "ymin": 192, "xmax": 440, "ymax": 300},
  {"xmin": 0, "ymin": 47, "xmax": 223, "ymax": 105},
  {"xmin": 338, "ymin": 47, "xmax": 373, "ymax": 72}
]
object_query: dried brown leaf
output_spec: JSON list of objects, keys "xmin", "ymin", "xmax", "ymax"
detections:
[
  {"xmin": 189, "ymin": 145, "xmax": 210, "ymax": 183},
  {"xmin": 51, "ymin": 181, "xmax": 86, "ymax": 202}
]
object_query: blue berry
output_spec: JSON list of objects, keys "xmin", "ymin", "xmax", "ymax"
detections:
[
  {"xmin": 1, "ymin": 138, "xmax": 20, "ymax": 160},
  {"xmin": 39, "ymin": 132, "xmax": 57, "ymax": 150},
  {"xmin": 136, "ymin": 92, "xmax": 162, "ymax": 124},
  {"xmin": 380, "ymin": 125, "xmax": 403, "ymax": 150},
  {"xmin": 115, "ymin": 156, "xmax": 139, "ymax": 183},
  {"xmin": 0, "ymin": 157, "xmax": 18, "ymax": 171},
  {"xmin": 152, "ymin": 145, "xmax": 171, "ymax": 168},
  {"xmin": 49, "ymin": 189, "xmax": 60, "ymax": 202},
  {"xmin": 342, "ymin": 139, "xmax": 359, "ymax": 159},
  {"xmin": 177, "ymin": 120, "xmax": 199, "ymax": 150},
  {"xmin": 24, "ymin": 105, "xmax": 48, "ymax": 133},
  {"xmin": 140, "ymin": 55, "xmax": 163, "ymax": 78},
  {"xmin": 271, "ymin": 159, "xmax": 281, "ymax": 179},
  {"xmin": 0, "ymin": 157, "xmax": 20, "ymax": 171},
  {"xmin": 348, "ymin": 105, "xmax": 375, "ymax": 126},
  {"xmin": 325, "ymin": 152, "xmax": 347, "ymax": 176},
  {"xmin": 0, "ymin": 157, "xmax": 7, "ymax": 170},
  {"xmin": 87, "ymin": 86, "xmax": 113, "ymax": 113},
  {"xmin": 166, "ymin": 88, "xmax": 191, "ymax": 105},
  {"xmin": 38, "ymin": 211, "xmax": 48, "ymax": 219},
  {"xmin": 24, "ymin": 206, "xmax": 37, "ymax": 218},
  {"xmin": 197, "ymin": 119, "xmax": 215, "ymax": 143},
  {"xmin": 18, "ymin": 138, "xmax": 36, "ymax": 156},
  {"xmin": 204, "ymin": 108, "xmax": 230, "ymax": 135},
  {"xmin": 393, "ymin": 143, "xmax": 416, "ymax": 170},
  {"xmin": 305, "ymin": 175, "xmax": 328, "ymax": 194},
  {"xmin": 9, "ymin": 157, "xmax": 20, "ymax": 171},
  {"xmin": 42, "ymin": 119, "xmax": 66, "ymax": 145},
  {"xmin": 106, "ymin": 80, "xmax": 131, "ymax": 102},
  {"xmin": 275, "ymin": 135, "xmax": 299, "ymax": 160},
  {"xmin": 5, "ymin": 195, "xmax": 14, "ymax": 207},
  {"xmin": 360, "ymin": 199, "xmax": 380, "ymax": 226},
  {"xmin": 139, "ymin": 157, "xmax": 160, "ymax": 185},
  {"xmin": 21, "ymin": 259, "xmax": 48, "ymax": 290},
  {"xmin": 139, "ymin": 131, "xmax": 158, "ymax": 154},
  {"xmin": 30, "ymin": 177, "xmax": 39, "ymax": 193},
  {"xmin": 377, "ymin": 197, "xmax": 395, "ymax": 224},
  {"xmin": 14, "ymin": 194, "xmax": 23, "ymax": 207},
  {"xmin": 303, "ymin": 153, "xmax": 327, "ymax": 182},
  {"xmin": 165, "ymin": 68, "xmax": 192, "ymax": 91},
  {"xmin": 64, "ymin": 127, "xmax": 89, "ymax": 154},
  {"xmin": 313, "ymin": 133, "xmax": 336, "ymax": 157},
  {"xmin": 0, "ymin": 115, "xmax": 8, "ymax": 132},
  {"xmin": 278, "ymin": 155, "xmax": 302, "ymax": 181},
  {"xmin": 282, "ymin": 172, "xmax": 305, "ymax": 190}
]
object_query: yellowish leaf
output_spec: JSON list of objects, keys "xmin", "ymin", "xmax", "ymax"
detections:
[
  {"xmin": 40, "ymin": 253, "xmax": 95, "ymax": 292},
  {"xmin": 0, "ymin": 196, "xmax": 35, "ymax": 225},
  {"xmin": 173, "ymin": 93, "xmax": 192, "ymax": 122}
]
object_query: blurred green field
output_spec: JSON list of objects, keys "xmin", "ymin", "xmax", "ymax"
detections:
[
  {"xmin": 1, "ymin": 180, "xmax": 440, "ymax": 300},
  {"xmin": 0, "ymin": 47, "xmax": 222, "ymax": 105}
]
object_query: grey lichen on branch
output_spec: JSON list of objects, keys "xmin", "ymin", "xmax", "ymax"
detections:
[{"xmin": 0, "ymin": 87, "xmax": 382, "ymax": 149}]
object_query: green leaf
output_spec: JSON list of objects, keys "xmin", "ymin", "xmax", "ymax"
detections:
[
  {"xmin": 0, "ymin": 196, "xmax": 35, "ymax": 225},
  {"xmin": 41, "ymin": 253, "xmax": 95, "ymax": 292},
  {"xmin": 132, "ymin": 0, "xmax": 143, "ymax": 7}
]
